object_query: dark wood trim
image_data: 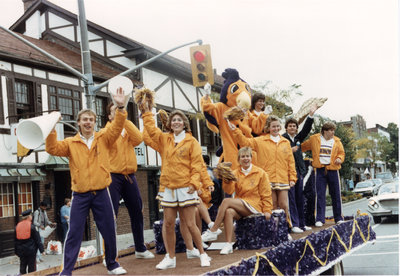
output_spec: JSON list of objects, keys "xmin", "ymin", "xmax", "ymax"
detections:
[
  {"xmin": 173, "ymin": 79, "xmax": 198, "ymax": 113},
  {"xmin": 153, "ymin": 77, "xmax": 170, "ymax": 92},
  {"xmin": 0, "ymin": 76, "xmax": 4, "ymax": 124},
  {"xmin": 49, "ymin": 24, "xmax": 75, "ymax": 31},
  {"xmin": 0, "ymin": 128, "xmax": 10, "ymax": 134}
]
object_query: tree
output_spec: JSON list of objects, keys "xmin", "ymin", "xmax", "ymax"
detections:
[
  {"xmin": 252, "ymin": 81, "xmax": 303, "ymax": 118},
  {"xmin": 386, "ymin": 122, "xmax": 399, "ymax": 174},
  {"xmin": 354, "ymin": 132, "xmax": 394, "ymax": 177}
]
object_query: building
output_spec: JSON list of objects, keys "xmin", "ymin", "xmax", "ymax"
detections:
[
  {"xmin": 367, "ymin": 124, "xmax": 390, "ymax": 142},
  {"xmin": 0, "ymin": 0, "xmax": 223, "ymax": 257},
  {"xmin": 339, "ymin": 114, "xmax": 366, "ymax": 139}
]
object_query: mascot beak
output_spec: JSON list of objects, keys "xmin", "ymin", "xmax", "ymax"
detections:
[{"xmin": 236, "ymin": 91, "xmax": 251, "ymax": 111}]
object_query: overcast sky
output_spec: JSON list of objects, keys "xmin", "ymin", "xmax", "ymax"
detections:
[{"xmin": 1, "ymin": 0, "xmax": 399, "ymax": 128}]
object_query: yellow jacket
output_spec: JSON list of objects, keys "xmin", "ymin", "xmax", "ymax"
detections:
[
  {"xmin": 46, "ymin": 110, "xmax": 127, "ymax": 193},
  {"xmin": 143, "ymin": 128, "xmax": 166, "ymax": 193},
  {"xmin": 142, "ymin": 112, "xmax": 203, "ymax": 191},
  {"xmin": 106, "ymin": 120, "xmax": 143, "ymax": 174},
  {"xmin": 223, "ymin": 165, "xmax": 272, "ymax": 214},
  {"xmin": 232, "ymin": 129, "xmax": 297, "ymax": 184},
  {"xmin": 301, "ymin": 134, "xmax": 345, "ymax": 170},
  {"xmin": 248, "ymin": 111, "xmax": 268, "ymax": 135},
  {"xmin": 198, "ymin": 164, "xmax": 214, "ymax": 205}
]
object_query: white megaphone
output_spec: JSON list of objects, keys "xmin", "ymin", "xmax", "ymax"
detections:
[
  {"xmin": 16, "ymin": 112, "xmax": 61, "ymax": 149},
  {"xmin": 108, "ymin": 75, "xmax": 133, "ymax": 96}
]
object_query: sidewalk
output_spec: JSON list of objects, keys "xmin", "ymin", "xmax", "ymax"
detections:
[{"xmin": 0, "ymin": 229, "xmax": 155, "ymax": 276}]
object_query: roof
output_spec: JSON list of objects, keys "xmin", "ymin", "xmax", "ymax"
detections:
[
  {"xmin": 0, "ymin": 28, "xmax": 121, "ymax": 80},
  {"xmin": 9, "ymin": 0, "xmax": 224, "ymax": 88}
]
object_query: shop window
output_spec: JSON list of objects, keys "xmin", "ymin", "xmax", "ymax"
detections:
[
  {"xmin": 0, "ymin": 183, "xmax": 15, "ymax": 218},
  {"xmin": 95, "ymin": 96, "xmax": 108, "ymax": 129},
  {"xmin": 18, "ymin": 183, "xmax": 33, "ymax": 215},
  {"xmin": 15, "ymin": 80, "xmax": 35, "ymax": 120}
]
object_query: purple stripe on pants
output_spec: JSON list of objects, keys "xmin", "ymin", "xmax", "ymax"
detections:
[
  {"xmin": 61, "ymin": 189, "xmax": 119, "ymax": 275},
  {"xmin": 314, "ymin": 168, "xmax": 343, "ymax": 223},
  {"xmin": 109, "ymin": 173, "xmax": 146, "ymax": 252}
]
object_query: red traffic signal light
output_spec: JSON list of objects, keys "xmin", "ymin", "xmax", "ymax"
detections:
[{"xmin": 189, "ymin": 44, "xmax": 214, "ymax": 87}]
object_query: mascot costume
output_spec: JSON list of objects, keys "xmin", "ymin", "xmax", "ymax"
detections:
[{"xmin": 201, "ymin": 68, "xmax": 255, "ymax": 170}]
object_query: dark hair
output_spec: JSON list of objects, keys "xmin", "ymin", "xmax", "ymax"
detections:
[
  {"xmin": 321, "ymin": 122, "xmax": 336, "ymax": 134},
  {"xmin": 285, "ymin": 117, "xmax": 299, "ymax": 129},
  {"xmin": 106, "ymin": 102, "xmax": 114, "ymax": 120},
  {"xmin": 250, "ymin": 92, "xmax": 265, "ymax": 112},
  {"xmin": 64, "ymin": 198, "xmax": 71, "ymax": 205},
  {"xmin": 166, "ymin": 110, "xmax": 191, "ymax": 133},
  {"xmin": 40, "ymin": 201, "xmax": 47, "ymax": 207},
  {"xmin": 202, "ymin": 155, "xmax": 210, "ymax": 166}
]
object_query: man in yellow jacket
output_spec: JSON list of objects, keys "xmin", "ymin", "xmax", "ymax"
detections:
[
  {"xmin": 105, "ymin": 103, "xmax": 154, "ymax": 259},
  {"xmin": 45, "ymin": 91, "xmax": 128, "ymax": 275},
  {"xmin": 301, "ymin": 122, "xmax": 345, "ymax": 227}
]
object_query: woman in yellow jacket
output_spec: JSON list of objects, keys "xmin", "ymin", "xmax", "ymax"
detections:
[
  {"xmin": 140, "ymin": 103, "xmax": 210, "ymax": 270},
  {"xmin": 248, "ymin": 92, "xmax": 272, "ymax": 136},
  {"xmin": 228, "ymin": 115, "xmax": 297, "ymax": 228},
  {"xmin": 201, "ymin": 147, "xmax": 272, "ymax": 254}
]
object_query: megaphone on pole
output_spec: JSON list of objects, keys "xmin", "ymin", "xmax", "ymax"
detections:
[{"xmin": 16, "ymin": 112, "xmax": 61, "ymax": 149}]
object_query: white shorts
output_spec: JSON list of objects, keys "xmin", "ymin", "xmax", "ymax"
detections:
[
  {"xmin": 161, "ymin": 187, "xmax": 199, "ymax": 208},
  {"xmin": 270, "ymin": 182, "xmax": 290, "ymax": 191},
  {"xmin": 241, "ymin": 199, "xmax": 261, "ymax": 214}
]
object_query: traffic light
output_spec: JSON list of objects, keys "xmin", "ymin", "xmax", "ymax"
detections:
[{"xmin": 189, "ymin": 44, "xmax": 214, "ymax": 87}]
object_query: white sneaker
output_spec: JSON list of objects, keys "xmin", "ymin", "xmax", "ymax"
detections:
[
  {"xmin": 186, "ymin": 248, "xmax": 200, "ymax": 259},
  {"xmin": 156, "ymin": 254, "xmax": 176, "ymax": 270},
  {"xmin": 315, "ymin": 221, "xmax": 323, "ymax": 227},
  {"xmin": 103, "ymin": 259, "xmax": 106, "ymax": 267},
  {"xmin": 200, "ymin": 253, "xmax": 211, "ymax": 266},
  {"xmin": 108, "ymin": 266, "xmax": 127, "ymax": 275},
  {"xmin": 336, "ymin": 220, "xmax": 345, "ymax": 225},
  {"xmin": 202, "ymin": 241, "xmax": 209, "ymax": 249},
  {"xmin": 303, "ymin": 226, "xmax": 312, "ymax": 231},
  {"xmin": 220, "ymin": 243, "xmax": 233, "ymax": 255},
  {"xmin": 202, "ymin": 229, "xmax": 221, "ymax": 242},
  {"xmin": 135, "ymin": 250, "xmax": 155, "ymax": 259},
  {"xmin": 291, "ymin": 227, "xmax": 304, "ymax": 233}
]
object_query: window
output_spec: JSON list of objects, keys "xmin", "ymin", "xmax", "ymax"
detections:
[
  {"xmin": 0, "ymin": 183, "xmax": 14, "ymax": 218},
  {"xmin": 15, "ymin": 80, "xmax": 34, "ymax": 120},
  {"xmin": 49, "ymin": 86, "xmax": 81, "ymax": 135},
  {"xmin": 18, "ymin": 183, "xmax": 33, "ymax": 215},
  {"xmin": 95, "ymin": 96, "xmax": 108, "ymax": 129}
]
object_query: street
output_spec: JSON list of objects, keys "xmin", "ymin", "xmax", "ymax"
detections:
[{"xmin": 328, "ymin": 198, "xmax": 399, "ymax": 275}]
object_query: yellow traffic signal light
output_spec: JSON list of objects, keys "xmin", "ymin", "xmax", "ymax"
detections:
[{"xmin": 189, "ymin": 44, "xmax": 214, "ymax": 87}]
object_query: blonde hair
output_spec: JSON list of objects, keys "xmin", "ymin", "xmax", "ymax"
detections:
[
  {"xmin": 263, "ymin": 115, "xmax": 280, "ymax": 133},
  {"xmin": 166, "ymin": 110, "xmax": 191, "ymax": 132},
  {"xmin": 237, "ymin": 147, "xmax": 252, "ymax": 160},
  {"xmin": 76, "ymin": 109, "xmax": 97, "ymax": 123}
]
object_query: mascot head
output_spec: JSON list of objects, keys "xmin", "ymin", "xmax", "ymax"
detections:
[{"xmin": 220, "ymin": 68, "xmax": 251, "ymax": 110}]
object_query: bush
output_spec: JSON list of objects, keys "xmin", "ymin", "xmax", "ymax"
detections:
[{"xmin": 326, "ymin": 191, "xmax": 361, "ymax": 206}]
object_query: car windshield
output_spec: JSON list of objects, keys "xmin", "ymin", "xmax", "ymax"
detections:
[
  {"xmin": 376, "ymin": 172, "xmax": 393, "ymax": 180},
  {"xmin": 378, "ymin": 182, "xmax": 399, "ymax": 195},
  {"xmin": 356, "ymin": 182, "xmax": 373, "ymax": 188}
]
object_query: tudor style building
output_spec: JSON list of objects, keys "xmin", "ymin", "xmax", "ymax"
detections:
[{"xmin": 0, "ymin": 0, "xmax": 223, "ymax": 257}]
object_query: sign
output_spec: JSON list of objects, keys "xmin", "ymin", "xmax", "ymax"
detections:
[
  {"xmin": 135, "ymin": 142, "xmax": 146, "ymax": 165},
  {"xmin": 201, "ymin": 146, "xmax": 207, "ymax": 155}
]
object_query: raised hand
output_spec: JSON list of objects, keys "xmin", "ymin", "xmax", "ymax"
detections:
[{"xmin": 112, "ymin": 87, "xmax": 126, "ymax": 108}]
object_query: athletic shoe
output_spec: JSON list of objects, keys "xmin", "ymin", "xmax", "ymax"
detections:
[
  {"xmin": 201, "ymin": 229, "xmax": 221, "ymax": 242},
  {"xmin": 202, "ymin": 241, "xmax": 209, "ymax": 249},
  {"xmin": 291, "ymin": 227, "xmax": 304, "ymax": 233},
  {"xmin": 315, "ymin": 221, "xmax": 323, "ymax": 227},
  {"xmin": 220, "ymin": 243, "xmax": 233, "ymax": 255},
  {"xmin": 186, "ymin": 248, "xmax": 200, "ymax": 259},
  {"xmin": 336, "ymin": 220, "xmax": 345, "ymax": 225},
  {"xmin": 103, "ymin": 259, "xmax": 106, "ymax": 267},
  {"xmin": 303, "ymin": 226, "xmax": 312, "ymax": 231},
  {"xmin": 108, "ymin": 266, "xmax": 127, "ymax": 275},
  {"xmin": 156, "ymin": 254, "xmax": 176, "ymax": 270},
  {"xmin": 200, "ymin": 253, "xmax": 211, "ymax": 266},
  {"xmin": 135, "ymin": 250, "xmax": 155, "ymax": 259}
]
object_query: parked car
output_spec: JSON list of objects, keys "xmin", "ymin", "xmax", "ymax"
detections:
[
  {"xmin": 370, "ymin": 178, "xmax": 384, "ymax": 195},
  {"xmin": 375, "ymin": 172, "xmax": 394, "ymax": 183},
  {"xmin": 353, "ymin": 181, "xmax": 375, "ymax": 197},
  {"xmin": 367, "ymin": 180, "xmax": 399, "ymax": 223}
]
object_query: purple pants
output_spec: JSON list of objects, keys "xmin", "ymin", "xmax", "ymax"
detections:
[
  {"xmin": 61, "ymin": 189, "xmax": 120, "ymax": 275},
  {"xmin": 109, "ymin": 173, "xmax": 146, "ymax": 252},
  {"xmin": 288, "ymin": 173, "xmax": 306, "ymax": 228},
  {"xmin": 314, "ymin": 168, "xmax": 343, "ymax": 223}
]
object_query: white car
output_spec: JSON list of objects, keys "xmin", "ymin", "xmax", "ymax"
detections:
[
  {"xmin": 353, "ymin": 181, "xmax": 375, "ymax": 197},
  {"xmin": 367, "ymin": 181, "xmax": 399, "ymax": 223}
]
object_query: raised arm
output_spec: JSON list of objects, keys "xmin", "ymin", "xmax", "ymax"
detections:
[{"xmin": 124, "ymin": 120, "xmax": 143, "ymax": 147}]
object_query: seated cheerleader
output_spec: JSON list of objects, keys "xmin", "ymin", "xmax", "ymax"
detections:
[{"xmin": 201, "ymin": 147, "xmax": 273, "ymax": 254}]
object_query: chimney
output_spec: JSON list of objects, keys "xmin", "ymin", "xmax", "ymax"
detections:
[{"xmin": 22, "ymin": 0, "xmax": 36, "ymax": 12}]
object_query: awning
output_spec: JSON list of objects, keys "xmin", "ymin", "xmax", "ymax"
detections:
[{"xmin": 0, "ymin": 165, "xmax": 47, "ymax": 182}]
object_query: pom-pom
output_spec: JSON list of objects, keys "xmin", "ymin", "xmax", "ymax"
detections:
[
  {"xmin": 157, "ymin": 109, "xmax": 169, "ymax": 130},
  {"xmin": 223, "ymin": 106, "xmax": 245, "ymax": 121},
  {"xmin": 213, "ymin": 162, "xmax": 237, "ymax": 181},
  {"xmin": 134, "ymin": 88, "xmax": 156, "ymax": 112}
]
